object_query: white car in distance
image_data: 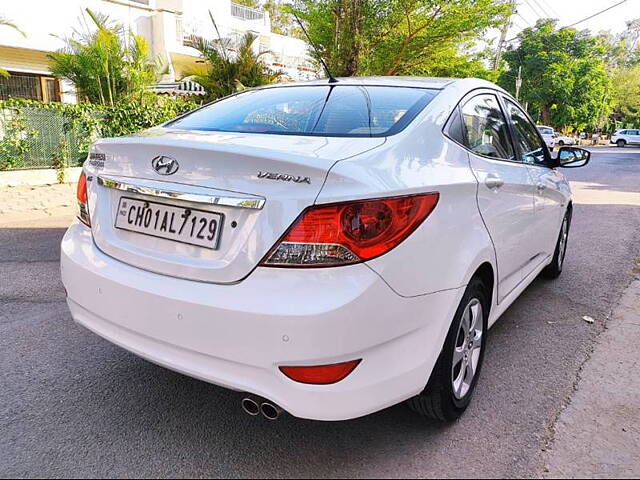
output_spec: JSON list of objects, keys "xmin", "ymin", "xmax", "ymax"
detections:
[
  {"xmin": 61, "ymin": 77, "xmax": 590, "ymax": 422},
  {"xmin": 611, "ymin": 129, "xmax": 640, "ymax": 147},
  {"xmin": 537, "ymin": 125, "xmax": 556, "ymax": 149},
  {"xmin": 554, "ymin": 134, "xmax": 577, "ymax": 146}
]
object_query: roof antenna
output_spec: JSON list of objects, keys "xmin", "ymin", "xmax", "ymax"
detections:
[{"xmin": 292, "ymin": 13, "xmax": 338, "ymax": 83}]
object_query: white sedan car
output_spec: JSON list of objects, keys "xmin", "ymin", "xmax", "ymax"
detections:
[{"xmin": 61, "ymin": 77, "xmax": 590, "ymax": 422}]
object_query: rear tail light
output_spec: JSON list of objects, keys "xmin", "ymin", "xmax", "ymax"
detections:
[
  {"xmin": 279, "ymin": 360, "xmax": 361, "ymax": 385},
  {"xmin": 77, "ymin": 171, "xmax": 91, "ymax": 227},
  {"xmin": 261, "ymin": 193, "xmax": 439, "ymax": 267}
]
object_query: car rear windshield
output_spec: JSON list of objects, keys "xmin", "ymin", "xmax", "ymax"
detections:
[
  {"xmin": 167, "ymin": 85, "xmax": 439, "ymax": 137},
  {"xmin": 538, "ymin": 127, "xmax": 554, "ymax": 135}
]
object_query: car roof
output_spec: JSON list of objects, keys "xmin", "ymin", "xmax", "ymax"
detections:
[{"xmin": 262, "ymin": 76, "xmax": 459, "ymax": 90}]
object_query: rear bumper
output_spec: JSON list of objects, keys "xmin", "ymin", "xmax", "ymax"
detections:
[{"xmin": 61, "ymin": 221, "xmax": 463, "ymax": 421}]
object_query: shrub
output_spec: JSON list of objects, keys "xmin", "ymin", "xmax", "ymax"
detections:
[
  {"xmin": 0, "ymin": 95, "xmax": 199, "ymax": 171},
  {"xmin": 0, "ymin": 110, "xmax": 37, "ymax": 170},
  {"xmin": 48, "ymin": 9, "xmax": 161, "ymax": 106},
  {"xmin": 99, "ymin": 95, "xmax": 198, "ymax": 137}
]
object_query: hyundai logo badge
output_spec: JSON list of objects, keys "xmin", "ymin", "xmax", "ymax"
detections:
[{"xmin": 151, "ymin": 155, "xmax": 179, "ymax": 175}]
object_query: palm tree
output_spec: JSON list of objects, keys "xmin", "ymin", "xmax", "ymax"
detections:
[
  {"xmin": 48, "ymin": 9, "xmax": 159, "ymax": 105},
  {"xmin": 0, "ymin": 17, "xmax": 26, "ymax": 77},
  {"xmin": 184, "ymin": 11, "xmax": 282, "ymax": 100}
]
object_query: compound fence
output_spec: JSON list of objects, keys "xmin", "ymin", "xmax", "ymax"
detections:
[{"xmin": 0, "ymin": 107, "xmax": 92, "ymax": 170}]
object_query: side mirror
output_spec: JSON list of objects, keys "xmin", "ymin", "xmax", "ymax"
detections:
[{"xmin": 555, "ymin": 146, "xmax": 590, "ymax": 168}]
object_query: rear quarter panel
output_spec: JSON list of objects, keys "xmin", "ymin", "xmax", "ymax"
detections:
[{"xmin": 315, "ymin": 87, "xmax": 496, "ymax": 298}]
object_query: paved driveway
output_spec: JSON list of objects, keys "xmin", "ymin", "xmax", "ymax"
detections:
[{"xmin": 1, "ymin": 150, "xmax": 639, "ymax": 478}]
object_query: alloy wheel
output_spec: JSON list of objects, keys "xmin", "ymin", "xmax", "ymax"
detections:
[
  {"xmin": 451, "ymin": 298, "xmax": 483, "ymax": 400},
  {"xmin": 558, "ymin": 217, "xmax": 568, "ymax": 269}
]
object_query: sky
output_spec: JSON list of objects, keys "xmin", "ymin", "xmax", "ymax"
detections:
[{"xmin": 508, "ymin": 0, "xmax": 640, "ymax": 38}]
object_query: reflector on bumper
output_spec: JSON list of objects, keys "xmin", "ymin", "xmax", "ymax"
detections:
[{"xmin": 279, "ymin": 360, "xmax": 362, "ymax": 385}]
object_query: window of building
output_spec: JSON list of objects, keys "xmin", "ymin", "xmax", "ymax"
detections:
[{"xmin": 0, "ymin": 72, "xmax": 61, "ymax": 102}]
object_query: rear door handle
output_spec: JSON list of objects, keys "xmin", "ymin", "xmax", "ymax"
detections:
[{"xmin": 485, "ymin": 175, "xmax": 504, "ymax": 190}]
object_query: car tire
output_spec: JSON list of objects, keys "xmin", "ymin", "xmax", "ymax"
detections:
[
  {"xmin": 617, "ymin": 139, "xmax": 626, "ymax": 148},
  {"xmin": 558, "ymin": 140, "xmax": 565, "ymax": 146},
  {"xmin": 407, "ymin": 277, "xmax": 489, "ymax": 421},
  {"xmin": 542, "ymin": 209, "xmax": 572, "ymax": 279}
]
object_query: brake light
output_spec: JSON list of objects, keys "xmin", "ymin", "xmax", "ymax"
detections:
[
  {"xmin": 279, "ymin": 360, "xmax": 361, "ymax": 385},
  {"xmin": 261, "ymin": 193, "xmax": 439, "ymax": 267},
  {"xmin": 77, "ymin": 171, "xmax": 90, "ymax": 226}
]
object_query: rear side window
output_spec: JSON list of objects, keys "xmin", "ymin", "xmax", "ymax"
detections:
[
  {"xmin": 444, "ymin": 107, "xmax": 466, "ymax": 145},
  {"xmin": 460, "ymin": 94, "xmax": 514, "ymax": 160},
  {"xmin": 168, "ymin": 85, "xmax": 438, "ymax": 137}
]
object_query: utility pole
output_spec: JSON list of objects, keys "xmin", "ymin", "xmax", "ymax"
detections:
[
  {"xmin": 515, "ymin": 65, "xmax": 522, "ymax": 100},
  {"xmin": 493, "ymin": 0, "xmax": 516, "ymax": 70}
]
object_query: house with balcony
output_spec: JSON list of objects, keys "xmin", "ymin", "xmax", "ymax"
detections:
[
  {"xmin": 157, "ymin": 0, "xmax": 315, "ymax": 83},
  {"xmin": 0, "ymin": 0, "xmax": 315, "ymax": 103}
]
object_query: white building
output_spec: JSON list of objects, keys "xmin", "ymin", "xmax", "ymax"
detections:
[{"xmin": 0, "ymin": 0, "xmax": 315, "ymax": 103}]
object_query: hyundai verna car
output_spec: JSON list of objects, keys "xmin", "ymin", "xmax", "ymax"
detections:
[{"xmin": 61, "ymin": 77, "xmax": 590, "ymax": 422}]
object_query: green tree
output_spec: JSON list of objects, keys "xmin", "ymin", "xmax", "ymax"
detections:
[
  {"xmin": 288, "ymin": 0, "xmax": 511, "ymax": 77},
  {"xmin": 184, "ymin": 12, "xmax": 282, "ymax": 100},
  {"xmin": 264, "ymin": 0, "xmax": 301, "ymax": 37},
  {"xmin": 596, "ymin": 18, "xmax": 640, "ymax": 69},
  {"xmin": 499, "ymin": 19, "xmax": 612, "ymax": 131},
  {"xmin": 610, "ymin": 65, "xmax": 640, "ymax": 127},
  {"xmin": 48, "ymin": 9, "xmax": 159, "ymax": 105}
]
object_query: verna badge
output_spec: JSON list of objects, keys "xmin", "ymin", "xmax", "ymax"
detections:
[
  {"xmin": 257, "ymin": 171, "xmax": 311, "ymax": 184},
  {"xmin": 152, "ymin": 155, "xmax": 179, "ymax": 175}
]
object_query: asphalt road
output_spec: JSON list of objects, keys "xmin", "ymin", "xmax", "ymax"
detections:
[{"xmin": 2, "ymin": 149, "xmax": 640, "ymax": 478}]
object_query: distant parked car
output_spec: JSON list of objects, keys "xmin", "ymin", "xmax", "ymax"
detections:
[
  {"xmin": 537, "ymin": 125, "xmax": 556, "ymax": 149},
  {"xmin": 611, "ymin": 129, "xmax": 640, "ymax": 147},
  {"xmin": 554, "ymin": 134, "xmax": 576, "ymax": 146}
]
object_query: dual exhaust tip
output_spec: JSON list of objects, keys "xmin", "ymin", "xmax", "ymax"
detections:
[{"xmin": 241, "ymin": 395, "xmax": 283, "ymax": 420}]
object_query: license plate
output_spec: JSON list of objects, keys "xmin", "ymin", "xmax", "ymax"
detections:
[{"xmin": 115, "ymin": 197, "xmax": 223, "ymax": 249}]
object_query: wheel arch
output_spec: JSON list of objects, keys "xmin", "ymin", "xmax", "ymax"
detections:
[{"xmin": 470, "ymin": 262, "xmax": 495, "ymax": 317}]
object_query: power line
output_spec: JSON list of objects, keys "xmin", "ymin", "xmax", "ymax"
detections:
[
  {"xmin": 538, "ymin": 0, "xmax": 560, "ymax": 17},
  {"xmin": 565, "ymin": 0, "xmax": 628, "ymax": 29},
  {"xmin": 516, "ymin": 12, "xmax": 532, "ymax": 27},
  {"xmin": 505, "ymin": 0, "xmax": 629, "ymax": 43},
  {"xmin": 529, "ymin": 0, "xmax": 552, "ymax": 18},
  {"xmin": 512, "ymin": 19, "xmax": 528, "ymax": 31},
  {"xmin": 522, "ymin": 0, "xmax": 545, "ymax": 19}
]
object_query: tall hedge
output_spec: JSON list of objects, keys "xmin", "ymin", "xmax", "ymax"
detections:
[{"xmin": 0, "ymin": 95, "xmax": 200, "ymax": 170}]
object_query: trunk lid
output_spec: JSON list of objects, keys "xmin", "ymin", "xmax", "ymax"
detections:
[{"xmin": 86, "ymin": 128, "xmax": 385, "ymax": 283}]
